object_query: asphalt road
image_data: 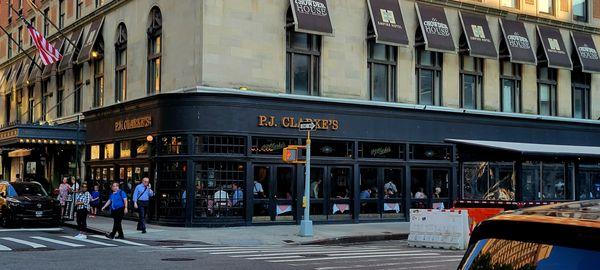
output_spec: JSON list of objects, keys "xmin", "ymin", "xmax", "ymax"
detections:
[{"xmin": 0, "ymin": 225, "xmax": 465, "ymax": 270}]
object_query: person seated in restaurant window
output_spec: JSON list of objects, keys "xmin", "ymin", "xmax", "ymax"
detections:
[
  {"xmin": 310, "ymin": 179, "xmax": 322, "ymax": 198},
  {"xmin": 384, "ymin": 180, "xmax": 398, "ymax": 194},
  {"xmin": 433, "ymin": 187, "xmax": 442, "ymax": 199},
  {"xmin": 232, "ymin": 183, "xmax": 243, "ymax": 206},
  {"xmin": 360, "ymin": 188, "xmax": 371, "ymax": 199},
  {"xmin": 335, "ymin": 188, "xmax": 350, "ymax": 199},
  {"xmin": 253, "ymin": 180, "xmax": 265, "ymax": 198},
  {"xmin": 384, "ymin": 188, "xmax": 395, "ymax": 199},
  {"xmin": 414, "ymin": 187, "xmax": 427, "ymax": 199}
]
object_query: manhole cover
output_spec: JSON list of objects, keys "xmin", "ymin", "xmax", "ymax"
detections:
[{"xmin": 161, "ymin": 258, "xmax": 196, "ymax": 262}]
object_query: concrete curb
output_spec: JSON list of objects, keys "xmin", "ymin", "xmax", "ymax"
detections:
[
  {"xmin": 299, "ymin": 233, "xmax": 409, "ymax": 245},
  {"xmin": 63, "ymin": 221, "xmax": 108, "ymax": 236}
]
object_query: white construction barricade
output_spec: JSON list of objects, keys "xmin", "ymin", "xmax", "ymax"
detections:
[{"xmin": 408, "ymin": 209, "xmax": 470, "ymax": 250}]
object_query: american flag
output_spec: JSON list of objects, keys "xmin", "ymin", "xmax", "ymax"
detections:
[{"xmin": 24, "ymin": 19, "xmax": 62, "ymax": 65}]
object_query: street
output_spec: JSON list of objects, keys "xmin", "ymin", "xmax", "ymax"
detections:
[{"xmin": 0, "ymin": 226, "xmax": 464, "ymax": 270}]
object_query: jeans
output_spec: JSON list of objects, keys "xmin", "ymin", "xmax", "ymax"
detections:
[
  {"xmin": 137, "ymin": 200, "xmax": 149, "ymax": 231},
  {"xmin": 76, "ymin": 209, "xmax": 88, "ymax": 231},
  {"xmin": 110, "ymin": 207, "xmax": 124, "ymax": 238}
]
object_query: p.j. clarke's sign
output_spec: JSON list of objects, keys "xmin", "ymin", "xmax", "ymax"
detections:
[
  {"xmin": 114, "ymin": 116, "xmax": 152, "ymax": 132},
  {"xmin": 258, "ymin": 115, "xmax": 339, "ymax": 131}
]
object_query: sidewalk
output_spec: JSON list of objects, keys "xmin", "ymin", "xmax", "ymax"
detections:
[{"xmin": 67, "ymin": 216, "xmax": 409, "ymax": 246}]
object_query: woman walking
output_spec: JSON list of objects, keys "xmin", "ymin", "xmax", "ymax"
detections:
[
  {"xmin": 74, "ymin": 184, "xmax": 91, "ymax": 239},
  {"xmin": 101, "ymin": 182, "xmax": 128, "ymax": 239},
  {"xmin": 58, "ymin": 177, "xmax": 71, "ymax": 218}
]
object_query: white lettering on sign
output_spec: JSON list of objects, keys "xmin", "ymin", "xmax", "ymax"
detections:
[
  {"xmin": 579, "ymin": 46, "xmax": 599, "ymax": 60},
  {"xmin": 295, "ymin": 0, "xmax": 327, "ymax": 16},
  {"xmin": 423, "ymin": 18, "xmax": 450, "ymax": 37},
  {"xmin": 507, "ymin": 32, "xmax": 531, "ymax": 49},
  {"xmin": 547, "ymin": 38, "xmax": 564, "ymax": 54}
]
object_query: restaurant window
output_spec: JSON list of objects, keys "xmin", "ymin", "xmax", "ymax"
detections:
[
  {"xmin": 76, "ymin": 0, "xmax": 83, "ymax": 19},
  {"xmin": 537, "ymin": 66, "xmax": 557, "ymax": 116},
  {"xmin": 573, "ymin": 0, "xmax": 588, "ymax": 22},
  {"xmin": 159, "ymin": 136, "xmax": 187, "ymax": 155},
  {"xmin": 409, "ymin": 144, "xmax": 452, "ymax": 161},
  {"xmin": 134, "ymin": 139, "xmax": 149, "ymax": 157},
  {"xmin": 251, "ymin": 137, "xmax": 296, "ymax": 155},
  {"xmin": 115, "ymin": 23, "xmax": 127, "ymax": 102},
  {"xmin": 194, "ymin": 161, "xmax": 246, "ymax": 219},
  {"xmin": 147, "ymin": 7, "xmax": 162, "ymax": 94},
  {"xmin": 90, "ymin": 145, "xmax": 100, "ymax": 160},
  {"xmin": 500, "ymin": 60, "xmax": 521, "ymax": 113},
  {"xmin": 41, "ymin": 79, "xmax": 49, "ymax": 121},
  {"xmin": 463, "ymin": 162, "xmax": 516, "ymax": 201},
  {"xmin": 157, "ymin": 161, "xmax": 186, "ymax": 219},
  {"xmin": 416, "ymin": 47, "xmax": 442, "ymax": 106},
  {"xmin": 460, "ymin": 55, "xmax": 483, "ymax": 110},
  {"xmin": 572, "ymin": 70, "xmax": 591, "ymax": 119},
  {"xmin": 59, "ymin": 0, "xmax": 65, "ymax": 29},
  {"xmin": 73, "ymin": 64, "xmax": 83, "ymax": 113},
  {"xmin": 367, "ymin": 40, "xmax": 397, "ymax": 102},
  {"xmin": 522, "ymin": 162, "xmax": 571, "ymax": 201},
  {"xmin": 120, "ymin": 141, "xmax": 131, "ymax": 158},
  {"xmin": 306, "ymin": 140, "xmax": 354, "ymax": 158},
  {"xmin": 501, "ymin": 0, "xmax": 519, "ymax": 9},
  {"xmin": 104, "ymin": 143, "xmax": 114, "ymax": 159},
  {"xmin": 56, "ymin": 73, "xmax": 64, "ymax": 117},
  {"xmin": 93, "ymin": 53, "xmax": 104, "ymax": 108},
  {"xmin": 8, "ymin": 33, "xmax": 12, "ymax": 58},
  {"xmin": 43, "ymin": 8, "xmax": 50, "ymax": 36},
  {"xmin": 358, "ymin": 142, "xmax": 404, "ymax": 159},
  {"xmin": 538, "ymin": 0, "xmax": 554, "ymax": 15},
  {"xmin": 285, "ymin": 9, "xmax": 320, "ymax": 96},
  {"xmin": 27, "ymin": 86, "xmax": 34, "ymax": 123},
  {"xmin": 195, "ymin": 135, "xmax": 245, "ymax": 155}
]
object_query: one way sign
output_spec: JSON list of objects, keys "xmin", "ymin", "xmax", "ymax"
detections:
[{"xmin": 299, "ymin": 121, "xmax": 316, "ymax": 131}]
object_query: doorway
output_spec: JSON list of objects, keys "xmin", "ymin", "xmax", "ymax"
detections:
[
  {"xmin": 307, "ymin": 166, "xmax": 353, "ymax": 221},
  {"xmin": 410, "ymin": 167, "xmax": 451, "ymax": 209},
  {"xmin": 252, "ymin": 165, "xmax": 296, "ymax": 222}
]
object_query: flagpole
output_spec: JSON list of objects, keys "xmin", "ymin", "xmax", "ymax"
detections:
[
  {"xmin": 0, "ymin": 24, "xmax": 42, "ymax": 71},
  {"xmin": 21, "ymin": 0, "xmax": 79, "ymax": 51}
]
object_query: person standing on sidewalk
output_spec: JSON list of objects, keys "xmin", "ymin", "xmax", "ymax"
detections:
[
  {"xmin": 133, "ymin": 177, "xmax": 154, "ymax": 234},
  {"xmin": 101, "ymin": 182, "xmax": 128, "ymax": 239},
  {"xmin": 74, "ymin": 184, "xmax": 91, "ymax": 239},
  {"xmin": 58, "ymin": 177, "xmax": 72, "ymax": 218}
]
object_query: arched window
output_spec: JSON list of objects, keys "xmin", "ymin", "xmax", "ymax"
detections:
[
  {"xmin": 285, "ymin": 8, "xmax": 320, "ymax": 96},
  {"xmin": 115, "ymin": 23, "xmax": 127, "ymax": 102},
  {"xmin": 93, "ymin": 36, "xmax": 105, "ymax": 108},
  {"xmin": 147, "ymin": 7, "xmax": 162, "ymax": 94}
]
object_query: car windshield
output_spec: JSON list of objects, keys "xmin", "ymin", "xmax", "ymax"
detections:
[
  {"xmin": 10, "ymin": 183, "xmax": 48, "ymax": 197},
  {"xmin": 461, "ymin": 238, "xmax": 599, "ymax": 270}
]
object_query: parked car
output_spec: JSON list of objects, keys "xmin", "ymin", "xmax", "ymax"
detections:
[
  {"xmin": 458, "ymin": 200, "xmax": 599, "ymax": 270},
  {"xmin": 0, "ymin": 181, "xmax": 61, "ymax": 227}
]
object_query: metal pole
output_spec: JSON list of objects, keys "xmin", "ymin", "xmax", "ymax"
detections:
[{"xmin": 299, "ymin": 130, "xmax": 313, "ymax": 237}]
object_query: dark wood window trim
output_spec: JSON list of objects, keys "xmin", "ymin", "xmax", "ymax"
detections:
[
  {"xmin": 500, "ymin": 61, "xmax": 522, "ymax": 113},
  {"xmin": 367, "ymin": 39, "xmax": 397, "ymax": 102},
  {"xmin": 537, "ymin": 66, "xmax": 558, "ymax": 116},
  {"xmin": 571, "ymin": 71, "xmax": 591, "ymax": 119},
  {"xmin": 460, "ymin": 55, "xmax": 484, "ymax": 110}
]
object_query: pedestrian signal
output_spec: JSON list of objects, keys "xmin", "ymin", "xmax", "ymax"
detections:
[{"xmin": 282, "ymin": 145, "xmax": 306, "ymax": 163}]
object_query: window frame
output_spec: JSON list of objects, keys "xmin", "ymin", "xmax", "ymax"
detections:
[
  {"xmin": 367, "ymin": 39, "xmax": 397, "ymax": 102},
  {"xmin": 285, "ymin": 27, "xmax": 321, "ymax": 96},
  {"xmin": 43, "ymin": 8, "xmax": 50, "ymax": 36},
  {"xmin": 538, "ymin": 0, "xmax": 555, "ymax": 15},
  {"xmin": 41, "ymin": 79, "xmax": 49, "ymax": 121},
  {"xmin": 29, "ymin": 17, "xmax": 35, "ymax": 47},
  {"xmin": 571, "ymin": 71, "xmax": 591, "ymax": 119},
  {"xmin": 27, "ymin": 85, "xmax": 34, "ymax": 123},
  {"xmin": 415, "ymin": 47, "xmax": 443, "ymax": 106},
  {"xmin": 7, "ymin": 32, "xmax": 12, "ymax": 58},
  {"xmin": 573, "ymin": 0, "xmax": 588, "ymax": 22},
  {"xmin": 501, "ymin": 0, "xmax": 520, "ymax": 9},
  {"xmin": 147, "ymin": 7, "xmax": 162, "ymax": 95},
  {"xmin": 460, "ymin": 55, "xmax": 484, "ymax": 110},
  {"xmin": 58, "ymin": 0, "xmax": 65, "ymax": 29},
  {"xmin": 76, "ymin": 0, "xmax": 83, "ymax": 19},
  {"xmin": 73, "ymin": 65, "xmax": 83, "ymax": 113},
  {"xmin": 93, "ymin": 56, "xmax": 104, "ymax": 108},
  {"xmin": 115, "ymin": 23, "xmax": 127, "ymax": 102},
  {"xmin": 56, "ymin": 72, "xmax": 64, "ymax": 118},
  {"xmin": 537, "ymin": 66, "xmax": 558, "ymax": 116},
  {"xmin": 500, "ymin": 61, "xmax": 522, "ymax": 113}
]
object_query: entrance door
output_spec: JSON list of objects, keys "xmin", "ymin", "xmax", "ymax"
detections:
[
  {"xmin": 410, "ymin": 168, "xmax": 450, "ymax": 209},
  {"xmin": 307, "ymin": 166, "xmax": 353, "ymax": 221},
  {"xmin": 252, "ymin": 165, "xmax": 296, "ymax": 222}
]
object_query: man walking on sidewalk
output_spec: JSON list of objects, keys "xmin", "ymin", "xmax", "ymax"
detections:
[{"xmin": 133, "ymin": 177, "xmax": 154, "ymax": 234}]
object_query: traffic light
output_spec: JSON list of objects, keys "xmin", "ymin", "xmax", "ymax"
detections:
[{"xmin": 282, "ymin": 145, "xmax": 305, "ymax": 163}]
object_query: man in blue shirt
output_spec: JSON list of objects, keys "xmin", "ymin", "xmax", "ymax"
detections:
[
  {"xmin": 101, "ymin": 183, "xmax": 128, "ymax": 239},
  {"xmin": 133, "ymin": 177, "xmax": 154, "ymax": 233},
  {"xmin": 232, "ymin": 183, "xmax": 243, "ymax": 206}
]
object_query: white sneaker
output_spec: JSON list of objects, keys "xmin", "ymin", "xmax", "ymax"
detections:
[
  {"xmin": 80, "ymin": 234, "xmax": 87, "ymax": 239},
  {"xmin": 74, "ymin": 234, "xmax": 82, "ymax": 239}
]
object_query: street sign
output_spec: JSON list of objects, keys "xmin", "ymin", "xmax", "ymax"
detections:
[{"xmin": 299, "ymin": 121, "xmax": 316, "ymax": 131}]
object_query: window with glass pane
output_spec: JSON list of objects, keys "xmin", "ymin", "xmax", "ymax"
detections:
[
  {"xmin": 194, "ymin": 161, "xmax": 245, "ymax": 219},
  {"xmin": 409, "ymin": 144, "xmax": 452, "ymax": 160},
  {"xmin": 358, "ymin": 142, "xmax": 404, "ymax": 159},
  {"xmin": 500, "ymin": 0, "xmax": 519, "ymax": 8},
  {"xmin": 56, "ymin": 73, "xmax": 64, "ymax": 117},
  {"xmin": 104, "ymin": 144, "xmax": 114, "ymax": 159},
  {"xmin": 460, "ymin": 56, "xmax": 483, "ymax": 109},
  {"xmin": 115, "ymin": 23, "xmax": 127, "ymax": 102},
  {"xmin": 542, "ymin": 163, "xmax": 570, "ymax": 200},
  {"xmin": 367, "ymin": 40, "xmax": 397, "ymax": 102},
  {"xmin": 416, "ymin": 48, "xmax": 442, "ymax": 105},
  {"xmin": 195, "ymin": 135, "xmax": 245, "ymax": 154},
  {"xmin": 90, "ymin": 145, "xmax": 100, "ymax": 160},
  {"xmin": 500, "ymin": 61, "xmax": 521, "ymax": 113},
  {"xmin": 73, "ymin": 65, "xmax": 83, "ymax": 113},
  {"xmin": 538, "ymin": 0, "xmax": 554, "ymax": 14},
  {"xmin": 306, "ymin": 140, "xmax": 354, "ymax": 158},
  {"xmin": 251, "ymin": 137, "xmax": 296, "ymax": 155},
  {"xmin": 285, "ymin": 10, "xmax": 320, "ymax": 96},
  {"xmin": 27, "ymin": 86, "xmax": 34, "ymax": 123},
  {"xmin": 572, "ymin": 71, "xmax": 591, "ymax": 119},
  {"xmin": 573, "ymin": 0, "xmax": 588, "ymax": 21},
  {"xmin": 120, "ymin": 141, "xmax": 131, "ymax": 158},
  {"xmin": 157, "ymin": 161, "xmax": 186, "ymax": 219},
  {"xmin": 93, "ymin": 57, "xmax": 104, "ymax": 108},
  {"xmin": 147, "ymin": 7, "xmax": 162, "ymax": 94},
  {"xmin": 537, "ymin": 66, "xmax": 557, "ymax": 116},
  {"xmin": 134, "ymin": 139, "xmax": 149, "ymax": 157},
  {"xmin": 159, "ymin": 136, "xmax": 187, "ymax": 155}
]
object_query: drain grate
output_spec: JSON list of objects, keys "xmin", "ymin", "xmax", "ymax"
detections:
[{"xmin": 161, "ymin": 258, "xmax": 196, "ymax": 262}]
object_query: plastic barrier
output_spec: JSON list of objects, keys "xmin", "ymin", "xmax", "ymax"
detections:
[
  {"xmin": 408, "ymin": 209, "xmax": 470, "ymax": 250},
  {"xmin": 452, "ymin": 207, "xmax": 504, "ymax": 234}
]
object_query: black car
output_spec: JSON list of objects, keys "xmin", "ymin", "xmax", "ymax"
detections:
[
  {"xmin": 458, "ymin": 200, "xmax": 600, "ymax": 270},
  {"xmin": 0, "ymin": 181, "xmax": 61, "ymax": 227}
]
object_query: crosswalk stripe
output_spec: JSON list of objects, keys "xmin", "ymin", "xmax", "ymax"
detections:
[
  {"xmin": 61, "ymin": 236, "xmax": 117, "ymax": 247},
  {"xmin": 314, "ymin": 258, "xmax": 463, "ymax": 270},
  {"xmin": 0, "ymin": 228, "xmax": 63, "ymax": 232},
  {"xmin": 89, "ymin": 235, "xmax": 148, "ymax": 246},
  {"xmin": 0, "ymin": 243, "xmax": 11, "ymax": 251},
  {"xmin": 248, "ymin": 255, "xmax": 304, "ymax": 260},
  {"xmin": 267, "ymin": 252, "xmax": 441, "ymax": 263},
  {"xmin": 174, "ymin": 246, "xmax": 294, "ymax": 251},
  {"xmin": 228, "ymin": 248, "xmax": 405, "ymax": 258},
  {"xmin": 31, "ymin": 236, "xmax": 85, "ymax": 247},
  {"xmin": 1, "ymin": 237, "xmax": 47, "ymax": 248},
  {"xmin": 211, "ymin": 247, "xmax": 378, "ymax": 255}
]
